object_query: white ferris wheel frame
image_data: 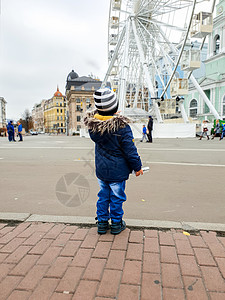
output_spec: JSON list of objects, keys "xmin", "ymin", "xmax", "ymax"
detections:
[{"xmin": 102, "ymin": 0, "xmax": 220, "ymax": 122}]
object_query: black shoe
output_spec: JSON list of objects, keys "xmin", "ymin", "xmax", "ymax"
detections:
[
  {"xmin": 111, "ymin": 220, "xmax": 126, "ymax": 235},
  {"xmin": 97, "ymin": 221, "xmax": 109, "ymax": 235}
]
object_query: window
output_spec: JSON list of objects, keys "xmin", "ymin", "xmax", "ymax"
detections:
[
  {"xmin": 204, "ymin": 90, "xmax": 210, "ymax": 113},
  {"xmin": 77, "ymin": 125, "xmax": 81, "ymax": 131},
  {"xmin": 61, "ymin": 123, "xmax": 63, "ymax": 127},
  {"xmin": 86, "ymin": 98, "xmax": 91, "ymax": 103},
  {"xmin": 57, "ymin": 109, "xmax": 59, "ymax": 113},
  {"xmin": 77, "ymin": 116, "xmax": 81, "ymax": 122},
  {"xmin": 189, "ymin": 99, "xmax": 198, "ymax": 118},
  {"xmin": 76, "ymin": 105, "xmax": 81, "ymax": 111},
  {"xmin": 76, "ymin": 98, "xmax": 81, "ymax": 103},
  {"xmin": 214, "ymin": 35, "xmax": 220, "ymax": 55},
  {"xmin": 61, "ymin": 109, "xmax": 62, "ymax": 113}
]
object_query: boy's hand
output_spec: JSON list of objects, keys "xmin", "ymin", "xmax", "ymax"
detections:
[{"xmin": 136, "ymin": 169, "xmax": 143, "ymax": 177}]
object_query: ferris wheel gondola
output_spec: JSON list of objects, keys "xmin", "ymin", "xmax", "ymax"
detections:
[{"xmin": 102, "ymin": 0, "xmax": 219, "ymax": 122}]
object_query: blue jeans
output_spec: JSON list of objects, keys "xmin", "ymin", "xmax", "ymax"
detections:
[{"xmin": 97, "ymin": 179, "xmax": 126, "ymax": 223}]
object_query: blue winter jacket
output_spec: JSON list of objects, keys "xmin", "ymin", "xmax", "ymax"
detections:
[
  {"xmin": 7, "ymin": 122, "xmax": 14, "ymax": 133},
  {"xmin": 18, "ymin": 124, "xmax": 22, "ymax": 132},
  {"xmin": 84, "ymin": 112, "xmax": 142, "ymax": 182}
]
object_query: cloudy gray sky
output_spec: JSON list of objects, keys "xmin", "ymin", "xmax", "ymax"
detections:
[{"xmin": 0, "ymin": 0, "xmax": 110, "ymax": 120}]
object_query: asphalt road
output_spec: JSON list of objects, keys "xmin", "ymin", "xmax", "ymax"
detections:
[{"xmin": 0, "ymin": 134, "xmax": 225, "ymax": 223}]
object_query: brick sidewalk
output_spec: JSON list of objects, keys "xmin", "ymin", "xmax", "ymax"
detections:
[{"xmin": 0, "ymin": 222, "xmax": 225, "ymax": 300}]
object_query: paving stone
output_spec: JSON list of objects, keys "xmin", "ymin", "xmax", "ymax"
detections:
[
  {"xmin": 0, "ymin": 276, "xmax": 23, "ymax": 300},
  {"xmin": 178, "ymin": 254, "xmax": 201, "ymax": 277},
  {"xmin": 62, "ymin": 225, "xmax": 78, "ymax": 234},
  {"xmin": 126, "ymin": 243, "xmax": 143, "ymax": 261},
  {"xmin": 18, "ymin": 265, "xmax": 49, "ymax": 290},
  {"xmin": 51, "ymin": 233, "xmax": 72, "ymax": 247},
  {"xmin": 201, "ymin": 266, "xmax": 225, "ymax": 292},
  {"xmin": 7, "ymin": 290, "xmax": 32, "ymax": 300},
  {"xmin": 159, "ymin": 231, "xmax": 175, "ymax": 246},
  {"xmin": 160, "ymin": 245, "xmax": 179, "ymax": 264},
  {"xmin": 82, "ymin": 258, "xmax": 106, "ymax": 281},
  {"xmin": 161, "ymin": 263, "xmax": 183, "ymax": 289},
  {"xmin": 44, "ymin": 224, "xmax": 66, "ymax": 239},
  {"xmin": 98, "ymin": 232, "xmax": 114, "ymax": 242},
  {"xmin": 144, "ymin": 229, "xmax": 158, "ymax": 238},
  {"xmin": 72, "ymin": 280, "xmax": 98, "ymax": 300},
  {"xmin": 70, "ymin": 248, "xmax": 93, "ymax": 267},
  {"xmin": 121, "ymin": 260, "xmax": 142, "ymax": 285},
  {"xmin": 0, "ymin": 263, "xmax": 16, "ymax": 282},
  {"xmin": 183, "ymin": 276, "xmax": 209, "ymax": 300},
  {"xmin": 105, "ymin": 250, "xmax": 126, "ymax": 270},
  {"xmin": 215, "ymin": 257, "xmax": 225, "ymax": 278},
  {"xmin": 36, "ymin": 246, "xmax": 62, "ymax": 265},
  {"xmin": 141, "ymin": 273, "xmax": 161, "ymax": 300},
  {"xmin": 0, "ymin": 237, "xmax": 26, "ymax": 253},
  {"xmin": 175, "ymin": 239, "xmax": 194, "ymax": 255},
  {"xmin": 118, "ymin": 284, "xmax": 140, "ymax": 300},
  {"xmin": 0, "ymin": 253, "xmax": 9, "ymax": 263},
  {"xmin": 70, "ymin": 228, "xmax": 89, "ymax": 240},
  {"xmin": 50, "ymin": 292, "xmax": 72, "ymax": 300},
  {"xmin": 129, "ymin": 230, "xmax": 144, "ymax": 243},
  {"xmin": 56, "ymin": 266, "xmax": 84, "ymax": 293},
  {"xmin": 143, "ymin": 252, "xmax": 160, "ymax": 274},
  {"xmin": 173, "ymin": 231, "xmax": 189, "ymax": 241},
  {"xmin": 9, "ymin": 254, "xmax": 40, "ymax": 276},
  {"xmin": 209, "ymin": 292, "xmax": 225, "ymax": 300},
  {"xmin": 45, "ymin": 256, "xmax": 72, "ymax": 278},
  {"xmin": 29, "ymin": 277, "xmax": 59, "ymax": 300},
  {"xmin": 162, "ymin": 288, "xmax": 185, "ymax": 300},
  {"xmin": 59, "ymin": 240, "xmax": 81, "ymax": 257},
  {"xmin": 189, "ymin": 235, "xmax": 207, "ymax": 248},
  {"xmin": 97, "ymin": 269, "xmax": 122, "ymax": 298},
  {"xmin": 92, "ymin": 241, "xmax": 112, "ymax": 259},
  {"xmin": 144, "ymin": 237, "xmax": 159, "ymax": 253},
  {"xmin": 80, "ymin": 233, "xmax": 99, "ymax": 249},
  {"xmin": 111, "ymin": 229, "xmax": 130, "ymax": 250},
  {"xmin": 194, "ymin": 247, "xmax": 217, "ymax": 266},
  {"xmin": 29, "ymin": 239, "xmax": 53, "ymax": 255},
  {"xmin": 4, "ymin": 245, "xmax": 32, "ymax": 264},
  {"xmin": 23, "ymin": 232, "xmax": 45, "ymax": 246}
]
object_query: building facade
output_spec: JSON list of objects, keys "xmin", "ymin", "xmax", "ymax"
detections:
[
  {"xmin": 66, "ymin": 70, "xmax": 103, "ymax": 134},
  {"xmin": 0, "ymin": 97, "xmax": 7, "ymax": 128},
  {"xmin": 184, "ymin": 0, "xmax": 225, "ymax": 122},
  {"xmin": 32, "ymin": 100, "xmax": 46, "ymax": 132},
  {"xmin": 44, "ymin": 87, "xmax": 66, "ymax": 133}
]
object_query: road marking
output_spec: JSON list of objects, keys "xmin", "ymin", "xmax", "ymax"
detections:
[
  {"xmin": 0, "ymin": 146, "xmax": 225, "ymax": 152},
  {"xmin": 73, "ymin": 159, "xmax": 225, "ymax": 167},
  {"xmin": 148, "ymin": 161, "xmax": 225, "ymax": 167},
  {"xmin": 140, "ymin": 148, "xmax": 225, "ymax": 152}
]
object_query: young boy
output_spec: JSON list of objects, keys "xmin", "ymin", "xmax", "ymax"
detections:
[{"xmin": 84, "ymin": 88, "xmax": 143, "ymax": 235}]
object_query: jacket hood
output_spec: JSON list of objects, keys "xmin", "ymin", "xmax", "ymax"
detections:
[{"xmin": 83, "ymin": 110, "xmax": 131, "ymax": 135}]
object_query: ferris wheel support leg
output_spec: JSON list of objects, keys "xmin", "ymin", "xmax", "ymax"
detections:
[
  {"xmin": 119, "ymin": 19, "xmax": 131, "ymax": 115},
  {"xmin": 179, "ymin": 100, "xmax": 189, "ymax": 123},
  {"xmin": 102, "ymin": 25, "xmax": 126, "ymax": 88},
  {"xmin": 131, "ymin": 17, "xmax": 163, "ymax": 123},
  {"xmin": 190, "ymin": 74, "xmax": 221, "ymax": 120}
]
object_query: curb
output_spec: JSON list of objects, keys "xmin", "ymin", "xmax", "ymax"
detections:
[{"xmin": 1, "ymin": 212, "xmax": 225, "ymax": 232}]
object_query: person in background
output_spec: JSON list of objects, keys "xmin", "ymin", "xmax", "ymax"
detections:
[
  {"xmin": 211, "ymin": 119, "xmax": 221, "ymax": 140},
  {"xmin": 147, "ymin": 115, "xmax": 153, "ymax": 143},
  {"xmin": 199, "ymin": 120, "xmax": 209, "ymax": 140},
  {"xmin": 220, "ymin": 123, "xmax": 225, "ymax": 140},
  {"xmin": 140, "ymin": 125, "xmax": 148, "ymax": 142},
  {"xmin": 7, "ymin": 121, "xmax": 16, "ymax": 142},
  {"xmin": 17, "ymin": 121, "xmax": 23, "ymax": 142}
]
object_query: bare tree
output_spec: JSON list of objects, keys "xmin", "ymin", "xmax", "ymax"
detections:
[{"xmin": 21, "ymin": 109, "xmax": 33, "ymax": 132}]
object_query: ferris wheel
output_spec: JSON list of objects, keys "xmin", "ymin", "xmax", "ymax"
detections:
[{"xmin": 102, "ymin": 0, "xmax": 219, "ymax": 122}]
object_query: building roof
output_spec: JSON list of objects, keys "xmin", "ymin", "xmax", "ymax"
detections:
[{"xmin": 54, "ymin": 86, "xmax": 64, "ymax": 97}]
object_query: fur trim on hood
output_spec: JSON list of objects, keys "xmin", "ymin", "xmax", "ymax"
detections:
[{"xmin": 83, "ymin": 110, "xmax": 131, "ymax": 135}]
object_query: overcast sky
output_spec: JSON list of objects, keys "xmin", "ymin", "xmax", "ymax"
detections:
[{"xmin": 0, "ymin": 0, "xmax": 110, "ymax": 120}]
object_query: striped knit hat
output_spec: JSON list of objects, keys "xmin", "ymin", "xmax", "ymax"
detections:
[{"xmin": 93, "ymin": 88, "xmax": 118, "ymax": 116}]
